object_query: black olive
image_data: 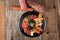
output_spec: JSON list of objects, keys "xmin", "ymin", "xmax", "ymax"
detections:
[{"xmin": 28, "ymin": 20, "xmax": 36, "ymax": 30}]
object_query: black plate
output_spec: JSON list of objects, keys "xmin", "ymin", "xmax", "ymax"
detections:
[{"xmin": 19, "ymin": 11, "xmax": 46, "ymax": 37}]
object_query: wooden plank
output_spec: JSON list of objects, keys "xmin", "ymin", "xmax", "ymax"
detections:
[
  {"xmin": 57, "ymin": 0, "xmax": 60, "ymax": 16},
  {"xmin": 55, "ymin": 0, "xmax": 60, "ymax": 39},
  {"xmin": 0, "ymin": 1, "xmax": 5, "ymax": 40},
  {"xmin": 58, "ymin": 16, "xmax": 60, "ymax": 40},
  {"xmin": 42, "ymin": 0, "xmax": 59, "ymax": 40}
]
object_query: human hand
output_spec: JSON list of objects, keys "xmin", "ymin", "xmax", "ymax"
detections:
[{"xmin": 27, "ymin": 0, "xmax": 45, "ymax": 12}]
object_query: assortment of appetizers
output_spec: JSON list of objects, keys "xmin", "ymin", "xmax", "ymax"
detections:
[{"xmin": 22, "ymin": 13, "xmax": 43, "ymax": 36}]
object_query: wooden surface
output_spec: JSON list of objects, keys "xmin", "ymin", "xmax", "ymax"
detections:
[
  {"xmin": 57, "ymin": 0, "xmax": 60, "ymax": 16},
  {"xmin": 56, "ymin": 0, "xmax": 60, "ymax": 39},
  {"xmin": 5, "ymin": 0, "xmax": 59, "ymax": 40},
  {"xmin": 0, "ymin": 1, "xmax": 5, "ymax": 40}
]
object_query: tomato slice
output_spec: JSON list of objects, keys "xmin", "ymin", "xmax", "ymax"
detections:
[
  {"xmin": 30, "ymin": 15, "xmax": 37, "ymax": 20},
  {"xmin": 22, "ymin": 22, "xmax": 28, "ymax": 29}
]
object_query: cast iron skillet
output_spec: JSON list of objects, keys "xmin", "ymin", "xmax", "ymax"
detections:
[{"xmin": 19, "ymin": 11, "xmax": 46, "ymax": 37}]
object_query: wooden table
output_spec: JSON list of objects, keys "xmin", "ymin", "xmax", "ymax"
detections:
[
  {"xmin": 0, "ymin": 0, "xmax": 60, "ymax": 40},
  {"xmin": 0, "ymin": 1, "xmax": 5, "ymax": 40}
]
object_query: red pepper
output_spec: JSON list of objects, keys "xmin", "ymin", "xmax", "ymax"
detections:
[
  {"xmin": 30, "ymin": 15, "xmax": 37, "ymax": 20},
  {"xmin": 22, "ymin": 22, "xmax": 28, "ymax": 29}
]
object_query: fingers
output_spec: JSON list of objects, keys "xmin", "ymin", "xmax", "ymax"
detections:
[{"xmin": 19, "ymin": 0, "xmax": 27, "ymax": 9}]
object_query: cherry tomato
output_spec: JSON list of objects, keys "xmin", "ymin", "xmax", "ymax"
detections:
[
  {"xmin": 30, "ymin": 15, "xmax": 37, "ymax": 20},
  {"xmin": 22, "ymin": 22, "xmax": 28, "ymax": 29}
]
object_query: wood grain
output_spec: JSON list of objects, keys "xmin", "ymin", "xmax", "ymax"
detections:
[
  {"xmin": 5, "ymin": 0, "xmax": 59, "ymax": 40},
  {"xmin": 57, "ymin": 0, "xmax": 60, "ymax": 16},
  {"xmin": 0, "ymin": 1, "xmax": 5, "ymax": 40},
  {"xmin": 56, "ymin": 0, "xmax": 60, "ymax": 39},
  {"xmin": 42, "ymin": 0, "xmax": 59, "ymax": 40}
]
